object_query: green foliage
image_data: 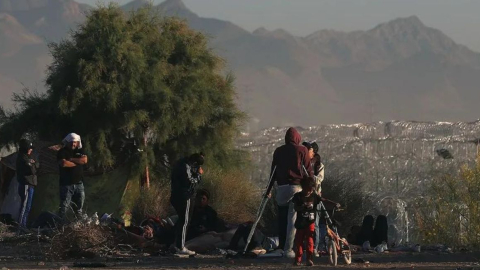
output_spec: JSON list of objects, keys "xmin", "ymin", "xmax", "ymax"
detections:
[
  {"xmin": 0, "ymin": 4, "xmax": 245, "ymax": 174},
  {"xmin": 415, "ymin": 157, "xmax": 480, "ymax": 248}
]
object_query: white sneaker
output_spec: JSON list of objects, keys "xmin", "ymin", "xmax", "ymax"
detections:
[
  {"xmin": 284, "ymin": 249, "xmax": 296, "ymax": 258},
  {"xmin": 174, "ymin": 247, "xmax": 196, "ymax": 256}
]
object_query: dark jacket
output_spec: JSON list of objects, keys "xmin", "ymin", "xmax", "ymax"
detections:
[
  {"xmin": 170, "ymin": 157, "xmax": 202, "ymax": 202},
  {"xmin": 16, "ymin": 153, "xmax": 39, "ymax": 186},
  {"xmin": 187, "ymin": 205, "xmax": 225, "ymax": 240},
  {"xmin": 268, "ymin": 128, "xmax": 313, "ymax": 191}
]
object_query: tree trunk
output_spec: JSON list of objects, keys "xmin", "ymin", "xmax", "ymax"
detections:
[{"xmin": 142, "ymin": 130, "xmax": 150, "ymax": 189}]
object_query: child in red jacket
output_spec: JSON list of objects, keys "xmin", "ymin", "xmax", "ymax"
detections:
[{"xmin": 292, "ymin": 177, "xmax": 339, "ymax": 266}]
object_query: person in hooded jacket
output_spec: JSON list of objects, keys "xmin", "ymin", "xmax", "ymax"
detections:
[
  {"xmin": 16, "ymin": 139, "xmax": 39, "ymax": 229},
  {"xmin": 170, "ymin": 152, "xmax": 205, "ymax": 256},
  {"xmin": 267, "ymin": 127, "xmax": 313, "ymax": 258}
]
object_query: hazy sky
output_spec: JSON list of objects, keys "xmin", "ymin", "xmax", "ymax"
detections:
[{"xmin": 77, "ymin": 0, "xmax": 480, "ymax": 52}]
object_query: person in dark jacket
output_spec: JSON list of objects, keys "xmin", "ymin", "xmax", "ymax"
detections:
[
  {"xmin": 16, "ymin": 139, "xmax": 39, "ymax": 229},
  {"xmin": 267, "ymin": 127, "xmax": 313, "ymax": 257},
  {"xmin": 170, "ymin": 152, "xmax": 205, "ymax": 255},
  {"xmin": 187, "ymin": 189, "xmax": 226, "ymax": 240}
]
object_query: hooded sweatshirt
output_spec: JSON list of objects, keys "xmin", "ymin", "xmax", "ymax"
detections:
[
  {"xmin": 267, "ymin": 128, "xmax": 313, "ymax": 191},
  {"xmin": 16, "ymin": 150, "xmax": 39, "ymax": 186}
]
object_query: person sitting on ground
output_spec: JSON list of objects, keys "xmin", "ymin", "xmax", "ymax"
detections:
[
  {"xmin": 227, "ymin": 222, "xmax": 279, "ymax": 255},
  {"xmin": 187, "ymin": 189, "xmax": 227, "ymax": 240},
  {"xmin": 355, "ymin": 215, "xmax": 374, "ymax": 247},
  {"xmin": 292, "ymin": 177, "xmax": 340, "ymax": 267},
  {"xmin": 371, "ymin": 215, "xmax": 388, "ymax": 247}
]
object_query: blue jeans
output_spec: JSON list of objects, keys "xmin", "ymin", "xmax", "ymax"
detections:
[
  {"xmin": 18, "ymin": 184, "xmax": 34, "ymax": 228},
  {"xmin": 59, "ymin": 183, "xmax": 85, "ymax": 220},
  {"xmin": 315, "ymin": 212, "xmax": 327, "ymax": 251}
]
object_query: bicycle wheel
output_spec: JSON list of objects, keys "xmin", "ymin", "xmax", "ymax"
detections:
[
  {"xmin": 328, "ymin": 240, "xmax": 338, "ymax": 266},
  {"xmin": 343, "ymin": 250, "xmax": 352, "ymax": 265}
]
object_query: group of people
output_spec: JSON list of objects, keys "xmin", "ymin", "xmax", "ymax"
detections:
[
  {"xmin": 15, "ymin": 133, "xmax": 88, "ymax": 231},
  {"xmin": 15, "ymin": 127, "xmax": 338, "ymax": 266},
  {"xmin": 266, "ymin": 127, "xmax": 340, "ymax": 266},
  {"xmin": 168, "ymin": 127, "xmax": 340, "ymax": 267},
  {"xmin": 348, "ymin": 215, "xmax": 389, "ymax": 249}
]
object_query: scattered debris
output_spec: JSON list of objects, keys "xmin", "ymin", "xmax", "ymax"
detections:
[
  {"xmin": 72, "ymin": 262, "xmax": 107, "ymax": 268},
  {"xmin": 354, "ymin": 258, "xmax": 370, "ymax": 264}
]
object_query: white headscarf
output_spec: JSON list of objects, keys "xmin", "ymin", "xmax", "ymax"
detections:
[{"xmin": 62, "ymin": 133, "xmax": 82, "ymax": 149}]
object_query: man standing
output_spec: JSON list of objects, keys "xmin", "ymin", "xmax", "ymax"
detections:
[
  {"xmin": 57, "ymin": 133, "xmax": 88, "ymax": 221},
  {"xmin": 267, "ymin": 127, "xmax": 313, "ymax": 258},
  {"xmin": 16, "ymin": 139, "xmax": 39, "ymax": 229},
  {"xmin": 170, "ymin": 152, "xmax": 205, "ymax": 255},
  {"xmin": 310, "ymin": 141, "xmax": 327, "ymax": 256}
]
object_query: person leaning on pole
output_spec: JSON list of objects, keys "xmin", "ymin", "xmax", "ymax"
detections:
[{"xmin": 266, "ymin": 127, "xmax": 313, "ymax": 258}]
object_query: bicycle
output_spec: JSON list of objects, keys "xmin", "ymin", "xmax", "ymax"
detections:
[{"xmin": 318, "ymin": 202, "xmax": 352, "ymax": 266}]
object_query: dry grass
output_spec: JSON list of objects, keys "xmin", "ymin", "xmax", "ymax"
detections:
[
  {"xmin": 0, "ymin": 222, "xmax": 7, "ymax": 235},
  {"xmin": 49, "ymin": 224, "xmax": 115, "ymax": 259},
  {"xmin": 130, "ymin": 167, "xmax": 259, "ymax": 225},
  {"xmin": 201, "ymin": 168, "xmax": 259, "ymax": 224},
  {"xmin": 130, "ymin": 181, "xmax": 173, "ymax": 223}
]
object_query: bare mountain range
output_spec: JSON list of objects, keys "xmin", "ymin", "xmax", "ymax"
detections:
[{"xmin": 1, "ymin": 0, "xmax": 479, "ymax": 129}]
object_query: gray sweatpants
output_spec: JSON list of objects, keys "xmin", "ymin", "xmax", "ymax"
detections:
[{"xmin": 276, "ymin": 184, "xmax": 302, "ymax": 251}]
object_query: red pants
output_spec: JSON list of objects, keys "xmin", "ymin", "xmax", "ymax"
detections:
[{"xmin": 294, "ymin": 223, "xmax": 315, "ymax": 263}]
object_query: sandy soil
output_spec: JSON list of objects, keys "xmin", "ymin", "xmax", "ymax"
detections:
[{"xmin": 1, "ymin": 248, "xmax": 479, "ymax": 270}]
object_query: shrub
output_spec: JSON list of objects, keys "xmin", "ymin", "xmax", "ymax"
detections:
[
  {"xmin": 321, "ymin": 168, "xmax": 375, "ymax": 237},
  {"xmin": 200, "ymin": 168, "xmax": 259, "ymax": 224},
  {"xmin": 130, "ymin": 167, "xmax": 259, "ymax": 225},
  {"xmin": 415, "ymin": 158, "xmax": 480, "ymax": 248},
  {"xmin": 130, "ymin": 181, "xmax": 172, "ymax": 224}
]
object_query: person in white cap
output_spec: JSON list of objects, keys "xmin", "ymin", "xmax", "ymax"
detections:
[{"xmin": 57, "ymin": 133, "xmax": 88, "ymax": 221}]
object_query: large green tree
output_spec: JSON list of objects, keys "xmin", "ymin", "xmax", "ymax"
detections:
[{"xmin": 0, "ymin": 4, "xmax": 244, "ymax": 187}]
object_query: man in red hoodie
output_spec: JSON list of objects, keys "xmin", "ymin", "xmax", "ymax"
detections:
[{"xmin": 267, "ymin": 127, "xmax": 313, "ymax": 258}]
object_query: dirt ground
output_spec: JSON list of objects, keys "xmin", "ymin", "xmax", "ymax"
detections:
[{"xmin": 1, "ymin": 245, "xmax": 480, "ymax": 270}]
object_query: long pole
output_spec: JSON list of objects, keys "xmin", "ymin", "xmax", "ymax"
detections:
[{"xmin": 243, "ymin": 166, "xmax": 276, "ymax": 254}]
